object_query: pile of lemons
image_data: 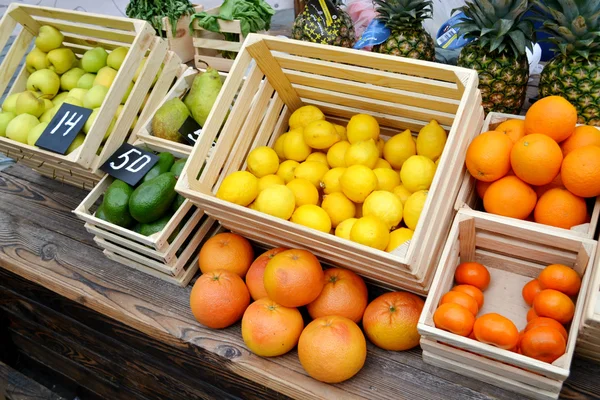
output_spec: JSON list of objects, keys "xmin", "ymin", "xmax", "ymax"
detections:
[{"xmin": 216, "ymin": 105, "xmax": 447, "ymax": 253}]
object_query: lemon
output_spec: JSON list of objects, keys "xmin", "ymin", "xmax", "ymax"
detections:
[
  {"xmin": 363, "ymin": 191, "xmax": 403, "ymax": 229},
  {"xmin": 334, "ymin": 124, "xmax": 347, "ymax": 140},
  {"xmin": 347, "ymin": 114, "xmax": 380, "ymax": 143},
  {"xmin": 373, "ymin": 168, "xmax": 400, "ymax": 191},
  {"xmin": 306, "ymin": 152, "xmax": 328, "ymax": 165},
  {"xmin": 258, "ymin": 174, "xmax": 284, "ymax": 192},
  {"xmin": 355, "ymin": 202, "xmax": 363, "ymax": 218},
  {"xmin": 283, "ymin": 128, "xmax": 311, "ymax": 162},
  {"xmin": 277, "ymin": 160, "xmax": 300, "ymax": 183},
  {"xmin": 392, "ymin": 185, "xmax": 412, "ymax": 205},
  {"xmin": 375, "ymin": 158, "xmax": 392, "ymax": 169},
  {"xmin": 247, "ymin": 146, "xmax": 279, "ymax": 178},
  {"xmin": 291, "ymin": 204, "xmax": 332, "ymax": 233},
  {"xmin": 340, "ymin": 165, "xmax": 378, "ymax": 203},
  {"xmin": 435, "ymin": 158, "xmax": 441, "ymax": 167},
  {"xmin": 400, "ymin": 155, "xmax": 436, "ymax": 193},
  {"xmin": 327, "ymin": 141, "xmax": 350, "ymax": 168},
  {"xmin": 345, "ymin": 139, "xmax": 379, "ymax": 168},
  {"xmin": 248, "ymin": 201, "xmax": 259, "ymax": 211},
  {"xmin": 321, "ymin": 192, "xmax": 356, "ymax": 227},
  {"xmin": 376, "ymin": 138, "xmax": 385, "ymax": 157},
  {"xmin": 386, "ymin": 228, "xmax": 414, "ymax": 253},
  {"xmin": 335, "ymin": 218, "xmax": 357, "ymax": 240},
  {"xmin": 295, "ymin": 161, "xmax": 329, "ymax": 187},
  {"xmin": 216, "ymin": 171, "xmax": 258, "ymax": 206},
  {"xmin": 255, "ymin": 185, "xmax": 296, "ymax": 220},
  {"xmin": 303, "ymin": 120, "xmax": 341, "ymax": 149},
  {"xmin": 383, "ymin": 129, "xmax": 416, "ymax": 169},
  {"xmin": 287, "ymin": 178, "xmax": 319, "ymax": 207},
  {"xmin": 289, "ymin": 105, "xmax": 325, "ymax": 130},
  {"xmin": 416, "ymin": 120, "xmax": 447, "ymax": 161},
  {"xmin": 320, "ymin": 167, "xmax": 346, "ymax": 194},
  {"xmin": 350, "ymin": 216, "xmax": 390, "ymax": 250},
  {"xmin": 273, "ymin": 133, "xmax": 287, "ymax": 160},
  {"xmin": 404, "ymin": 190, "xmax": 428, "ymax": 230}
]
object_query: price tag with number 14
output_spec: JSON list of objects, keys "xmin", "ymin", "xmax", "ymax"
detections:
[{"xmin": 35, "ymin": 103, "xmax": 93, "ymax": 154}]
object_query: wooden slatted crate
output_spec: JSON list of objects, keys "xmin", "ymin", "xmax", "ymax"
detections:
[
  {"xmin": 417, "ymin": 208, "xmax": 596, "ymax": 400},
  {"xmin": 577, "ymin": 238, "xmax": 600, "ymax": 361},
  {"xmin": 455, "ymin": 112, "xmax": 600, "ymax": 239},
  {"xmin": 161, "ymin": 5, "xmax": 203, "ymax": 63},
  {"xmin": 175, "ymin": 34, "xmax": 484, "ymax": 295}
]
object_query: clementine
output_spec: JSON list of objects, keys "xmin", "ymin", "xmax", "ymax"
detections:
[
  {"xmin": 560, "ymin": 125, "xmax": 600, "ymax": 155},
  {"xmin": 433, "ymin": 303, "xmax": 475, "ymax": 337},
  {"xmin": 307, "ymin": 268, "xmax": 368, "ymax": 323},
  {"xmin": 298, "ymin": 316, "xmax": 367, "ymax": 383},
  {"xmin": 451, "ymin": 285, "xmax": 484, "ymax": 309},
  {"xmin": 525, "ymin": 317, "xmax": 568, "ymax": 341},
  {"xmin": 525, "ymin": 96, "xmax": 577, "ymax": 142},
  {"xmin": 362, "ymin": 292, "xmax": 425, "ymax": 351},
  {"xmin": 454, "ymin": 261, "xmax": 491, "ymax": 290},
  {"xmin": 520, "ymin": 326, "xmax": 566, "ymax": 363},
  {"xmin": 522, "ymin": 279, "xmax": 542, "ymax": 306},
  {"xmin": 440, "ymin": 291, "xmax": 479, "ymax": 316},
  {"xmin": 534, "ymin": 188, "xmax": 588, "ymax": 230},
  {"xmin": 510, "ymin": 134, "xmax": 563, "ymax": 186},
  {"xmin": 189, "ymin": 270, "xmax": 250, "ymax": 329},
  {"xmin": 533, "ymin": 289, "xmax": 575, "ymax": 324},
  {"xmin": 465, "ymin": 131, "xmax": 513, "ymax": 182},
  {"xmin": 473, "ymin": 313, "xmax": 519, "ymax": 350},
  {"xmin": 538, "ymin": 264, "xmax": 581, "ymax": 297},
  {"xmin": 496, "ymin": 118, "xmax": 526, "ymax": 144},
  {"xmin": 534, "ymin": 173, "xmax": 564, "ymax": 198},
  {"xmin": 561, "ymin": 145, "xmax": 600, "ymax": 197},
  {"xmin": 245, "ymin": 247, "xmax": 288, "ymax": 300},
  {"xmin": 198, "ymin": 233, "xmax": 254, "ymax": 277},
  {"xmin": 483, "ymin": 175, "xmax": 537, "ymax": 220}
]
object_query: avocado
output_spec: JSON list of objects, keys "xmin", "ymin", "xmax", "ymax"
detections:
[
  {"xmin": 103, "ymin": 179, "xmax": 134, "ymax": 227},
  {"xmin": 136, "ymin": 214, "xmax": 180, "ymax": 241},
  {"xmin": 95, "ymin": 202, "xmax": 108, "ymax": 221},
  {"xmin": 129, "ymin": 172, "xmax": 177, "ymax": 223},
  {"xmin": 170, "ymin": 158, "xmax": 187, "ymax": 178},
  {"xmin": 142, "ymin": 152, "xmax": 175, "ymax": 183},
  {"xmin": 171, "ymin": 194, "xmax": 186, "ymax": 212}
]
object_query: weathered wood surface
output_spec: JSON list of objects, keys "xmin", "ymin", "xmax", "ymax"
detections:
[
  {"xmin": 0, "ymin": 164, "xmax": 599, "ymax": 400},
  {"xmin": 0, "ymin": 359, "xmax": 65, "ymax": 400}
]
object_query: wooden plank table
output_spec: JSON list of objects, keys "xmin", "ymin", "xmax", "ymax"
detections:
[{"xmin": 0, "ymin": 164, "xmax": 599, "ymax": 399}]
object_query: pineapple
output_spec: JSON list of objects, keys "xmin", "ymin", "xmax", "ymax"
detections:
[
  {"xmin": 534, "ymin": 0, "xmax": 600, "ymax": 126},
  {"xmin": 291, "ymin": 0, "xmax": 356, "ymax": 48},
  {"xmin": 454, "ymin": 1, "xmax": 535, "ymax": 114},
  {"xmin": 372, "ymin": 0, "xmax": 435, "ymax": 61}
]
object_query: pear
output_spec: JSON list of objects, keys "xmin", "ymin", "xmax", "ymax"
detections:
[
  {"xmin": 184, "ymin": 68, "xmax": 223, "ymax": 127},
  {"xmin": 25, "ymin": 47, "xmax": 50, "ymax": 73},
  {"xmin": 0, "ymin": 112, "xmax": 16, "ymax": 137},
  {"xmin": 16, "ymin": 91, "xmax": 45, "ymax": 118},
  {"xmin": 27, "ymin": 122, "xmax": 49, "ymax": 146},
  {"xmin": 61, "ymin": 67, "xmax": 86, "ymax": 91},
  {"xmin": 81, "ymin": 47, "xmax": 108, "ymax": 73},
  {"xmin": 93, "ymin": 66, "xmax": 118, "ymax": 88},
  {"xmin": 27, "ymin": 69, "xmax": 60, "ymax": 99},
  {"xmin": 35, "ymin": 26, "xmax": 63, "ymax": 53},
  {"xmin": 2, "ymin": 93, "xmax": 19, "ymax": 114},
  {"xmin": 6, "ymin": 114, "xmax": 40, "ymax": 143},
  {"xmin": 152, "ymin": 98, "xmax": 189, "ymax": 143},
  {"xmin": 77, "ymin": 73, "xmax": 96, "ymax": 89},
  {"xmin": 83, "ymin": 85, "xmax": 108, "ymax": 109},
  {"xmin": 47, "ymin": 48, "xmax": 76, "ymax": 74},
  {"xmin": 67, "ymin": 133, "xmax": 86, "ymax": 154},
  {"xmin": 107, "ymin": 47, "xmax": 128, "ymax": 70},
  {"xmin": 68, "ymin": 88, "xmax": 88, "ymax": 103}
]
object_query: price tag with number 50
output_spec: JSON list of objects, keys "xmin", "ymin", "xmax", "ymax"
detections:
[{"xmin": 100, "ymin": 143, "xmax": 159, "ymax": 186}]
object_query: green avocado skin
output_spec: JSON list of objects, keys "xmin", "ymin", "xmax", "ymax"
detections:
[
  {"xmin": 142, "ymin": 152, "xmax": 175, "ymax": 183},
  {"xmin": 170, "ymin": 158, "xmax": 187, "ymax": 178},
  {"xmin": 171, "ymin": 194, "xmax": 186, "ymax": 212},
  {"xmin": 103, "ymin": 179, "xmax": 134, "ymax": 227},
  {"xmin": 95, "ymin": 202, "xmax": 108, "ymax": 221},
  {"xmin": 134, "ymin": 214, "xmax": 180, "ymax": 242},
  {"xmin": 129, "ymin": 172, "xmax": 177, "ymax": 223}
]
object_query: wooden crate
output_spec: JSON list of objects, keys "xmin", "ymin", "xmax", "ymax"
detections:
[
  {"xmin": 161, "ymin": 5, "xmax": 203, "ymax": 63},
  {"xmin": 175, "ymin": 34, "xmax": 484, "ymax": 295},
  {"xmin": 417, "ymin": 207, "xmax": 596, "ymax": 399},
  {"xmin": 577, "ymin": 233, "xmax": 600, "ymax": 361},
  {"xmin": 455, "ymin": 112, "xmax": 600, "ymax": 239}
]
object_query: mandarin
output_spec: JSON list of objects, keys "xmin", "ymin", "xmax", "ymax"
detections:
[
  {"xmin": 465, "ymin": 131, "xmax": 513, "ymax": 182},
  {"xmin": 522, "ymin": 279, "xmax": 542, "ymax": 306},
  {"xmin": 560, "ymin": 125, "xmax": 600, "ymax": 155},
  {"xmin": 473, "ymin": 313, "xmax": 520, "ymax": 350},
  {"xmin": 496, "ymin": 119, "xmax": 526, "ymax": 144},
  {"xmin": 483, "ymin": 176, "xmax": 537, "ymax": 220},
  {"xmin": 433, "ymin": 303, "xmax": 475, "ymax": 337},
  {"xmin": 533, "ymin": 289, "xmax": 575, "ymax": 324},
  {"xmin": 520, "ymin": 326, "xmax": 566, "ymax": 363},
  {"xmin": 510, "ymin": 134, "xmax": 563, "ymax": 186},
  {"xmin": 245, "ymin": 247, "xmax": 288, "ymax": 301},
  {"xmin": 534, "ymin": 188, "xmax": 588, "ymax": 230},
  {"xmin": 538, "ymin": 264, "xmax": 581, "ymax": 296},
  {"xmin": 198, "ymin": 233, "xmax": 254, "ymax": 278},
  {"xmin": 524, "ymin": 96, "xmax": 577, "ymax": 142},
  {"xmin": 451, "ymin": 284, "xmax": 484, "ymax": 309},
  {"xmin": 561, "ymin": 145, "xmax": 600, "ymax": 198},
  {"xmin": 525, "ymin": 317, "xmax": 568, "ymax": 341},
  {"xmin": 454, "ymin": 261, "xmax": 491, "ymax": 290},
  {"xmin": 440, "ymin": 291, "xmax": 479, "ymax": 316}
]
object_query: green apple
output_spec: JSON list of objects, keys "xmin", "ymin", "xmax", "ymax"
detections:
[
  {"xmin": 93, "ymin": 66, "xmax": 117, "ymax": 88},
  {"xmin": 72, "ymin": 58, "xmax": 82, "ymax": 69},
  {"xmin": 47, "ymin": 48, "xmax": 76, "ymax": 75},
  {"xmin": 81, "ymin": 47, "xmax": 108, "ymax": 73},
  {"xmin": 6, "ymin": 114, "xmax": 40, "ymax": 143},
  {"xmin": 141, "ymin": 92, "xmax": 151, "ymax": 110},
  {"xmin": 2, "ymin": 93, "xmax": 19, "ymax": 113},
  {"xmin": 27, "ymin": 69, "xmax": 60, "ymax": 99},
  {"xmin": 120, "ymin": 82, "xmax": 134, "ymax": 104},
  {"xmin": 67, "ymin": 133, "xmax": 85, "ymax": 154},
  {"xmin": 52, "ymin": 92, "xmax": 70, "ymax": 109},
  {"xmin": 35, "ymin": 25, "xmax": 63, "ymax": 53},
  {"xmin": 27, "ymin": 122, "xmax": 49, "ymax": 146},
  {"xmin": 60, "ymin": 67, "xmax": 85, "ymax": 91},
  {"xmin": 40, "ymin": 108, "xmax": 55, "ymax": 123},
  {"xmin": 76, "ymin": 73, "xmax": 96, "ymax": 89},
  {"xmin": 16, "ymin": 91, "xmax": 45, "ymax": 117},
  {"xmin": 63, "ymin": 96, "xmax": 83, "ymax": 107},
  {"xmin": 115, "ymin": 104, "xmax": 124, "ymax": 117},
  {"xmin": 0, "ymin": 112, "xmax": 16, "ymax": 137},
  {"xmin": 131, "ymin": 113, "xmax": 139, "ymax": 131},
  {"xmin": 83, "ymin": 85, "xmax": 108, "ymax": 109},
  {"xmin": 107, "ymin": 47, "xmax": 128, "ymax": 70},
  {"xmin": 152, "ymin": 64, "xmax": 162, "ymax": 88},
  {"xmin": 68, "ymin": 88, "xmax": 88, "ymax": 103},
  {"xmin": 83, "ymin": 108, "xmax": 99, "ymax": 134},
  {"xmin": 25, "ymin": 47, "xmax": 50, "ymax": 73},
  {"xmin": 133, "ymin": 57, "xmax": 147, "ymax": 82},
  {"xmin": 43, "ymin": 98, "xmax": 53, "ymax": 112}
]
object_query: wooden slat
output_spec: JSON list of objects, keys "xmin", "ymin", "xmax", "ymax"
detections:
[
  {"xmin": 0, "ymin": 26, "xmax": 33, "ymax": 98},
  {"xmin": 458, "ymin": 218, "xmax": 476, "ymax": 262},
  {"xmin": 0, "ymin": 360, "xmax": 66, "ymax": 400},
  {"xmin": 193, "ymin": 37, "xmax": 243, "ymax": 52}
]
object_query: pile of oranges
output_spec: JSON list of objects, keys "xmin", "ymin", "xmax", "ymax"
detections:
[
  {"xmin": 433, "ymin": 261, "xmax": 581, "ymax": 364},
  {"xmin": 465, "ymin": 96, "xmax": 600, "ymax": 229},
  {"xmin": 189, "ymin": 232, "xmax": 425, "ymax": 383}
]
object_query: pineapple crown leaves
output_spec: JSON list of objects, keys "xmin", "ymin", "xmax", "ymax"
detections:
[
  {"xmin": 453, "ymin": 0, "xmax": 536, "ymax": 57},
  {"xmin": 374, "ymin": 0, "xmax": 433, "ymax": 29},
  {"xmin": 532, "ymin": 0, "xmax": 600, "ymax": 59}
]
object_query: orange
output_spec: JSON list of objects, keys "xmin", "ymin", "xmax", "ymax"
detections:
[
  {"xmin": 525, "ymin": 96, "xmax": 577, "ymax": 142},
  {"xmin": 473, "ymin": 313, "xmax": 519, "ymax": 350},
  {"xmin": 534, "ymin": 188, "xmax": 588, "ymax": 229},
  {"xmin": 307, "ymin": 268, "xmax": 368, "ymax": 323},
  {"xmin": 525, "ymin": 317, "xmax": 568, "ymax": 341},
  {"xmin": 245, "ymin": 247, "xmax": 288, "ymax": 300},
  {"xmin": 465, "ymin": 131, "xmax": 513, "ymax": 182},
  {"xmin": 483, "ymin": 176, "xmax": 537, "ymax": 220},
  {"xmin": 560, "ymin": 125, "xmax": 600, "ymax": 155},
  {"xmin": 198, "ymin": 233, "xmax": 254, "ymax": 278},
  {"xmin": 263, "ymin": 249, "xmax": 324, "ymax": 307},
  {"xmin": 189, "ymin": 270, "xmax": 250, "ymax": 329},
  {"xmin": 510, "ymin": 134, "xmax": 563, "ymax": 186},
  {"xmin": 522, "ymin": 279, "xmax": 542, "ymax": 306},
  {"xmin": 561, "ymin": 145, "xmax": 600, "ymax": 197},
  {"xmin": 520, "ymin": 326, "xmax": 566, "ymax": 363},
  {"xmin": 496, "ymin": 118, "xmax": 526, "ymax": 144},
  {"xmin": 433, "ymin": 303, "xmax": 475, "ymax": 337},
  {"xmin": 538, "ymin": 264, "xmax": 582, "ymax": 296},
  {"xmin": 476, "ymin": 180, "xmax": 493, "ymax": 199},
  {"xmin": 454, "ymin": 261, "xmax": 491, "ymax": 290},
  {"xmin": 241, "ymin": 298, "xmax": 304, "ymax": 357},
  {"xmin": 362, "ymin": 292, "xmax": 425, "ymax": 351},
  {"xmin": 534, "ymin": 173, "xmax": 564, "ymax": 198},
  {"xmin": 527, "ymin": 307, "xmax": 538, "ymax": 322},
  {"xmin": 298, "ymin": 316, "xmax": 367, "ymax": 383},
  {"xmin": 440, "ymin": 291, "xmax": 479, "ymax": 316},
  {"xmin": 451, "ymin": 284, "xmax": 484, "ymax": 309},
  {"xmin": 533, "ymin": 289, "xmax": 575, "ymax": 324}
]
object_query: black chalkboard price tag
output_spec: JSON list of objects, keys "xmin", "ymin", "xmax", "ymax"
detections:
[
  {"xmin": 177, "ymin": 116, "xmax": 202, "ymax": 145},
  {"xmin": 35, "ymin": 103, "xmax": 93, "ymax": 154},
  {"xmin": 100, "ymin": 143, "xmax": 159, "ymax": 186}
]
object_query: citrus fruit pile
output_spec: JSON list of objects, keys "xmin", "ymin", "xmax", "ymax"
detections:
[
  {"xmin": 433, "ymin": 261, "xmax": 580, "ymax": 363},
  {"xmin": 216, "ymin": 105, "xmax": 448, "ymax": 252},
  {"xmin": 189, "ymin": 232, "xmax": 425, "ymax": 383},
  {"xmin": 465, "ymin": 96, "xmax": 600, "ymax": 229}
]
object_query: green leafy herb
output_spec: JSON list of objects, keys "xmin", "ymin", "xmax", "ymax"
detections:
[{"xmin": 126, "ymin": 0, "xmax": 196, "ymax": 37}]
